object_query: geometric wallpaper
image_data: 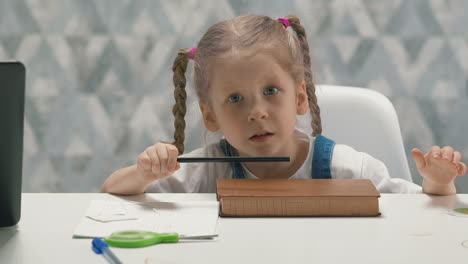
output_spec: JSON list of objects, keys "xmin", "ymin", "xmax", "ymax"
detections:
[{"xmin": 1, "ymin": 0, "xmax": 467, "ymax": 192}]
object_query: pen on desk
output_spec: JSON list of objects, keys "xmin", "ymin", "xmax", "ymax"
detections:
[
  {"xmin": 177, "ymin": 156, "xmax": 290, "ymax": 163},
  {"xmin": 92, "ymin": 238, "xmax": 123, "ymax": 264}
]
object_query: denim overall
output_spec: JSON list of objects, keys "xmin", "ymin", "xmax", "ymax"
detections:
[{"xmin": 219, "ymin": 134, "xmax": 335, "ymax": 179}]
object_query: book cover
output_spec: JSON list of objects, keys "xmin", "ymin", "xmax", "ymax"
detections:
[{"xmin": 216, "ymin": 179, "xmax": 381, "ymax": 217}]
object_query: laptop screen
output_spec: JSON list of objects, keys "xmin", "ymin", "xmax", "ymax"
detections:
[{"xmin": 0, "ymin": 62, "xmax": 25, "ymax": 227}]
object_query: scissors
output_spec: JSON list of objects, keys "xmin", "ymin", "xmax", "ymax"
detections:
[{"xmin": 103, "ymin": 230, "xmax": 218, "ymax": 248}]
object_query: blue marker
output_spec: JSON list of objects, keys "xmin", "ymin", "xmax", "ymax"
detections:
[{"xmin": 92, "ymin": 237, "xmax": 123, "ymax": 264}]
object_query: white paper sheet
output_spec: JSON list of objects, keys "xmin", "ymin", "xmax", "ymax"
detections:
[{"xmin": 73, "ymin": 199, "xmax": 220, "ymax": 238}]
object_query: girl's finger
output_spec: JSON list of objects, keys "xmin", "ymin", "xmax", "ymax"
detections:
[
  {"xmin": 442, "ymin": 146, "xmax": 454, "ymax": 161},
  {"xmin": 155, "ymin": 144, "xmax": 169, "ymax": 174},
  {"xmin": 166, "ymin": 145, "xmax": 179, "ymax": 171},
  {"xmin": 428, "ymin": 146, "xmax": 441, "ymax": 166},
  {"xmin": 411, "ymin": 148, "xmax": 426, "ymax": 169},
  {"xmin": 429, "ymin": 145, "xmax": 441, "ymax": 159},
  {"xmin": 138, "ymin": 152, "xmax": 151, "ymax": 171},
  {"xmin": 146, "ymin": 147, "xmax": 160, "ymax": 175},
  {"xmin": 458, "ymin": 162, "xmax": 467, "ymax": 176},
  {"xmin": 453, "ymin": 151, "xmax": 462, "ymax": 165}
]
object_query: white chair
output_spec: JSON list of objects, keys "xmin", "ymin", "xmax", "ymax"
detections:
[{"xmin": 306, "ymin": 85, "xmax": 412, "ymax": 182}]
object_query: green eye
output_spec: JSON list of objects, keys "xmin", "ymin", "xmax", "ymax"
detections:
[
  {"xmin": 264, "ymin": 87, "xmax": 279, "ymax": 95},
  {"xmin": 228, "ymin": 94, "xmax": 243, "ymax": 103}
]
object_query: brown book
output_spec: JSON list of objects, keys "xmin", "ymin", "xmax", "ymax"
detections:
[{"xmin": 216, "ymin": 179, "xmax": 381, "ymax": 217}]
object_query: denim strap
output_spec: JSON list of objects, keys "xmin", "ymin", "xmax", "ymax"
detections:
[
  {"xmin": 311, "ymin": 134, "xmax": 335, "ymax": 179},
  {"xmin": 219, "ymin": 139, "xmax": 246, "ymax": 179}
]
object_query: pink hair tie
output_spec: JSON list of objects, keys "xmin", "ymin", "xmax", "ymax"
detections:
[
  {"xmin": 188, "ymin": 47, "xmax": 197, "ymax": 60},
  {"xmin": 277, "ymin": 17, "xmax": 290, "ymax": 28}
]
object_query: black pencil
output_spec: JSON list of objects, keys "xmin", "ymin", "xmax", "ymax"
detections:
[{"xmin": 176, "ymin": 156, "xmax": 290, "ymax": 163}]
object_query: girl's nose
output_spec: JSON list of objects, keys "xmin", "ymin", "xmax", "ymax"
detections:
[{"xmin": 248, "ymin": 104, "xmax": 268, "ymax": 122}]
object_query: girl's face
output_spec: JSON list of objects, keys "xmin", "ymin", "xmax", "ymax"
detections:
[{"xmin": 199, "ymin": 48, "xmax": 309, "ymax": 157}]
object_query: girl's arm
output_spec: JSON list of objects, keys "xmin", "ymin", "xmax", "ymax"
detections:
[
  {"xmin": 100, "ymin": 164, "xmax": 151, "ymax": 195},
  {"xmin": 412, "ymin": 146, "xmax": 467, "ymax": 195},
  {"xmin": 101, "ymin": 143, "xmax": 181, "ymax": 195},
  {"xmin": 422, "ymin": 177, "xmax": 456, "ymax": 196}
]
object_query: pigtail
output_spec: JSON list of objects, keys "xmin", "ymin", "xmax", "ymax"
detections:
[
  {"xmin": 285, "ymin": 15, "xmax": 322, "ymax": 136},
  {"xmin": 171, "ymin": 48, "xmax": 190, "ymax": 154}
]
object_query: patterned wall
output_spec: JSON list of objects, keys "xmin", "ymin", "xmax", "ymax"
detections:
[{"xmin": 1, "ymin": 0, "xmax": 467, "ymax": 192}]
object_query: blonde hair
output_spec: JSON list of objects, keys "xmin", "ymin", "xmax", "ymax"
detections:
[{"xmin": 171, "ymin": 14, "xmax": 321, "ymax": 154}]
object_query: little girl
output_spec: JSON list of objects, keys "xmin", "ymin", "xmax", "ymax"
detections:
[{"xmin": 101, "ymin": 15, "xmax": 466, "ymax": 196}]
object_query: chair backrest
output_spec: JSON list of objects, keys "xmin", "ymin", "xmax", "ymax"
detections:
[{"xmin": 311, "ymin": 85, "xmax": 412, "ymax": 182}]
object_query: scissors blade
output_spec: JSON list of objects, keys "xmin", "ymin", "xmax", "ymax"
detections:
[{"xmin": 179, "ymin": 234, "xmax": 218, "ymax": 239}]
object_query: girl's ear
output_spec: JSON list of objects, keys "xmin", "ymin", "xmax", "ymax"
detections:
[
  {"xmin": 296, "ymin": 80, "xmax": 309, "ymax": 115},
  {"xmin": 199, "ymin": 102, "xmax": 220, "ymax": 132}
]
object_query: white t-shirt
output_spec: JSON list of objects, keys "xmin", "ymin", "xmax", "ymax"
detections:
[{"xmin": 146, "ymin": 129, "xmax": 422, "ymax": 193}]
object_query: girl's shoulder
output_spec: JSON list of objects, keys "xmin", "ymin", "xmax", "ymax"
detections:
[
  {"xmin": 331, "ymin": 144, "xmax": 365, "ymax": 176},
  {"xmin": 331, "ymin": 143, "xmax": 384, "ymax": 180},
  {"xmin": 332, "ymin": 143, "xmax": 422, "ymax": 193},
  {"xmin": 300, "ymin": 129, "xmax": 368, "ymax": 176}
]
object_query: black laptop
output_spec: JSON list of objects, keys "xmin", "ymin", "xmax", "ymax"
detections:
[{"xmin": 0, "ymin": 62, "xmax": 25, "ymax": 227}]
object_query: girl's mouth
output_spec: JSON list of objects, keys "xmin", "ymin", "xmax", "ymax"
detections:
[{"xmin": 249, "ymin": 133, "xmax": 274, "ymax": 142}]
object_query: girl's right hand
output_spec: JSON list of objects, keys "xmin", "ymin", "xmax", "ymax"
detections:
[{"xmin": 137, "ymin": 143, "xmax": 181, "ymax": 182}]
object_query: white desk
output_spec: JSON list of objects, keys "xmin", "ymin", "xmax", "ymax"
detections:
[{"xmin": 1, "ymin": 193, "xmax": 468, "ymax": 264}]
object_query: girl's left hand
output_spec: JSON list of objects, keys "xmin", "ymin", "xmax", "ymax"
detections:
[{"xmin": 412, "ymin": 146, "xmax": 467, "ymax": 185}]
